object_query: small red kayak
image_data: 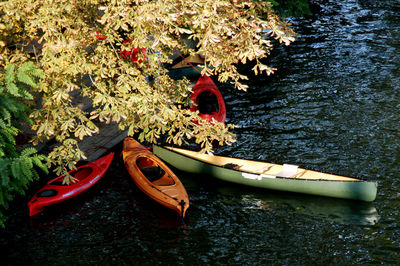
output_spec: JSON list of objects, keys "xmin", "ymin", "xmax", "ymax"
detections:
[
  {"xmin": 190, "ymin": 75, "xmax": 226, "ymax": 123},
  {"xmin": 28, "ymin": 152, "xmax": 114, "ymax": 216}
]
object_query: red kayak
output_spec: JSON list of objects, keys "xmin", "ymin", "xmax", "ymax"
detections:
[
  {"xmin": 190, "ymin": 75, "xmax": 226, "ymax": 123},
  {"xmin": 28, "ymin": 152, "xmax": 114, "ymax": 216}
]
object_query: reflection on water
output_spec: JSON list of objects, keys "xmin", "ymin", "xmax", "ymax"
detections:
[
  {"xmin": 215, "ymin": 183, "xmax": 380, "ymax": 226},
  {"xmin": 2, "ymin": 0, "xmax": 400, "ymax": 264},
  {"xmin": 240, "ymin": 194, "xmax": 380, "ymax": 226}
]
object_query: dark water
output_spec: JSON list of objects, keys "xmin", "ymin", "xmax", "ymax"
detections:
[{"xmin": 3, "ymin": 0, "xmax": 400, "ymax": 264}]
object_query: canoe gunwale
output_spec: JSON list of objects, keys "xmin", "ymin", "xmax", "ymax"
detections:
[{"xmin": 154, "ymin": 145, "xmax": 378, "ymax": 183}]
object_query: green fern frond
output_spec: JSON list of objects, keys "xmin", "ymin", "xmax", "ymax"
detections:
[
  {"xmin": 20, "ymin": 62, "xmax": 45, "ymax": 79},
  {"xmin": 0, "ymin": 129, "xmax": 17, "ymax": 146},
  {"xmin": 32, "ymin": 155, "xmax": 49, "ymax": 174},
  {"xmin": 21, "ymin": 158, "xmax": 33, "ymax": 179},
  {"xmin": 0, "ymin": 108, "xmax": 11, "ymax": 125},
  {"xmin": 17, "ymin": 71, "xmax": 37, "ymax": 89},
  {"xmin": 0, "ymin": 119, "xmax": 7, "ymax": 129},
  {"xmin": 0, "ymin": 159, "xmax": 10, "ymax": 173},
  {"xmin": 21, "ymin": 147, "xmax": 37, "ymax": 157},
  {"xmin": 31, "ymin": 68, "xmax": 45, "ymax": 79},
  {"xmin": 3, "ymin": 142, "xmax": 18, "ymax": 158},
  {"xmin": 30, "ymin": 168, "xmax": 40, "ymax": 181},
  {"xmin": 0, "ymin": 171, "xmax": 10, "ymax": 187},
  {"xmin": 5, "ymin": 82, "xmax": 20, "ymax": 97},
  {"xmin": 20, "ymin": 90, "xmax": 34, "ymax": 100},
  {"xmin": 4, "ymin": 64, "xmax": 15, "ymax": 84},
  {"xmin": 10, "ymin": 160, "xmax": 21, "ymax": 180}
]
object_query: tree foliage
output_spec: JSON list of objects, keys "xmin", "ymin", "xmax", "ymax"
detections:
[
  {"xmin": 0, "ymin": 62, "xmax": 49, "ymax": 227},
  {"xmin": 0, "ymin": 0, "xmax": 295, "ymax": 183}
]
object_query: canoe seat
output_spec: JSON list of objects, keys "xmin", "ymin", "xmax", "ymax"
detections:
[
  {"xmin": 275, "ymin": 164, "xmax": 298, "ymax": 178},
  {"xmin": 141, "ymin": 166, "xmax": 166, "ymax": 182}
]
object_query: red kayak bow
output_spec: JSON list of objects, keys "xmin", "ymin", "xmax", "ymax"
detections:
[{"xmin": 190, "ymin": 75, "xmax": 226, "ymax": 123}]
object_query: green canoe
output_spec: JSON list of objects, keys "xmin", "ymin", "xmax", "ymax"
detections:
[{"xmin": 152, "ymin": 145, "xmax": 378, "ymax": 202}]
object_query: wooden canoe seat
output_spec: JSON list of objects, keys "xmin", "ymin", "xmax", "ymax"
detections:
[{"xmin": 275, "ymin": 164, "xmax": 298, "ymax": 178}]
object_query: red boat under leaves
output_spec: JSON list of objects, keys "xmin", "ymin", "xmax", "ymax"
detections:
[
  {"xmin": 190, "ymin": 75, "xmax": 226, "ymax": 123},
  {"xmin": 120, "ymin": 40, "xmax": 146, "ymax": 65},
  {"xmin": 28, "ymin": 152, "xmax": 114, "ymax": 216}
]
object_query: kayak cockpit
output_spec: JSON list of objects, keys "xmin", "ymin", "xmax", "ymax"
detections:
[
  {"xmin": 196, "ymin": 91, "xmax": 219, "ymax": 115},
  {"xmin": 137, "ymin": 157, "xmax": 175, "ymax": 186},
  {"xmin": 49, "ymin": 167, "xmax": 94, "ymax": 186}
]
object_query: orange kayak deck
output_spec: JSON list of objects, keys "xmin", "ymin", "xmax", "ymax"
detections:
[{"xmin": 122, "ymin": 138, "xmax": 189, "ymax": 218}]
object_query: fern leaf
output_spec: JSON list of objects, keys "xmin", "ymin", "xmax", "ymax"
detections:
[
  {"xmin": 0, "ymin": 170, "xmax": 10, "ymax": 187},
  {"xmin": 5, "ymin": 82, "xmax": 20, "ymax": 97},
  {"xmin": 20, "ymin": 90, "xmax": 34, "ymax": 100},
  {"xmin": 0, "ymin": 130, "xmax": 16, "ymax": 146},
  {"xmin": 19, "ymin": 61, "xmax": 36, "ymax": 72},
  {"xmin": 30, "ymin": 168, "xmax": 40, "ymax": 181},
  {"xmin": 21, "ymin": 147, "xmax": 37, "ymax": 157},
  {"xmin": 20, "ymin": 157, "xmax": 33, "ymax": 179},
  {"xmin": 31, "ymin": 68, "xmax": 45, "ymax": 79},
  {"xmin": 0, "ymin": 159, "xmax": 10, "ymax": 171},
  {"xmin": 0, "ymin": 108, "xmax": 11, "ymax": 125},
  {"xmin": 0, "ymin": 119, "xmax": 7, "ymax": 129},
  {"xmin": 3, "ymin": 142, "xmax": 18, "ymax": 158},
  {"xmin": 10, "ymin": 160, "xmax": 21, "ymax": 180},
  {"xmin": 17, "ymin": 71, "xmax": 37, "ymax": 88},
  {"xmin": 4, "ymin": 64, "xmax": 15, "ymax": 84},
  {"xmin": 32, "ymin": 155, "xmax": 49, "ymax": 174}
]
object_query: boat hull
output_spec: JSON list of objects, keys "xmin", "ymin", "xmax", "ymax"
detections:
[
  {"xmin": 28, "ymin": 152, "xmax": 114, "ymax": 216},
  {"xmin": 153, "ymin": 145, "xmax": 378, "ymax": 202},
  {"xmin": 122, "ymin": 138, "xmax": 189, "ymax": 218}
]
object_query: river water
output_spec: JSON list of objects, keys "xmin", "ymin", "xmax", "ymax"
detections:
[{"xmin": 3, "ymin": 0, "xmax": 400, "ymax": 265}]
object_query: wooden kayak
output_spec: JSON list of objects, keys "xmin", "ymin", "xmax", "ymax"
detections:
[
  {"xmin": 28, "ymin": 152, "xmax": 114, "ymax": 216},
  {"xmin": 190, "ymin": 75, "xmax": 226, "ymax": 123},
  {"xmin": 152, "ymin": 145, "xmax": 378, "ymax": 202},
  {"xmin": 122, "ymin": 138, "xmax": 189, "ymax": 218}
]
